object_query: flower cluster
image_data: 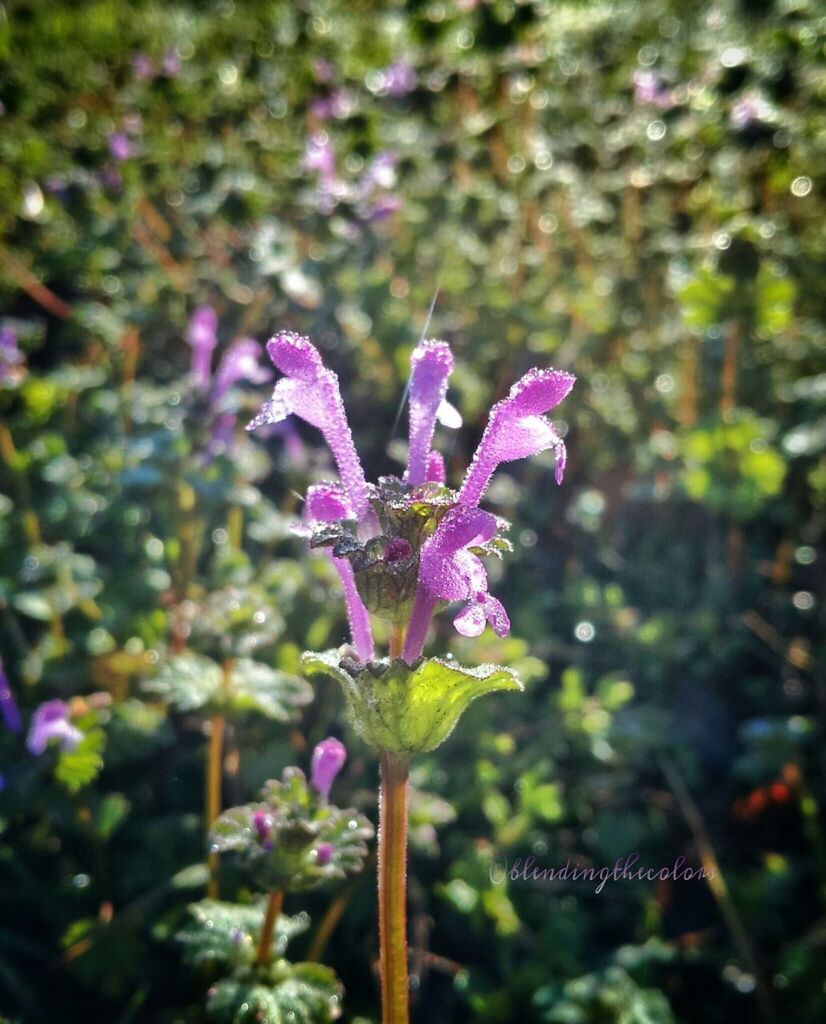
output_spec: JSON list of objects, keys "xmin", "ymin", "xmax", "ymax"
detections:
[{"xmin": 248, "ymin": 332, "xmax": 575, "ymax": 664}]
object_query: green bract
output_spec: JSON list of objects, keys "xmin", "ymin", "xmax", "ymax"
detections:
[{"xmin": 302, "ymin": 650, "xmax": 523, "ymax": 756}]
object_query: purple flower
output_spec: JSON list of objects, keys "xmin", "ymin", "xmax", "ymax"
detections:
[
  {"xmin": 303, "ymin": 133, "xmax": 337, "ymax": 187},
  {"xmin": 403, "ymin": 506, "xmax": 509, "ymax": 660},
  {"xmin": 248, "ymin": 334, "xmax": 575, "ymax": 659},
  {"xmin": 305, "ymin": 483, "xmax": 374, "ymax": 660},
  {"xmin": 162, "ymin": 49, "xmax": 181, "ymax": 76},
  {"xmin": 406, "ymin": 340, "xmax": 461, "ymax": 486},
  {"xmin": 212, "ymin": 337, "xmax": 272, "ymax": 404},
  {"xmin": 0, "ymin": 327, "xmax": 24, "ymax": 383},
  {"xmin": 380, "ymin": 60, "xmax": 417, "ymax": 97},
  {"xmin": 730, "ymin": 93, "xmax": 770, "ymax": 130},
  {"xmin": 633, "ymin": 70, "xmax": 674, "ymax": 109},
  {"xmin": 310, "ymin": 88, "xmax": 352, "ymax": 121},
  {"xmin": 248, "ymin": 333, "xmax": 370, "ymax": 519},
  {"xmin": 132, "ymin": 53, "xmax": 155, "ymax": 79},
  {"xmin": 0, "ymin": 663, "xmax": 22, "ymax": 734},
  {"xmin": 108, "ymin": 132, "xmax": 132, "ymax": 162},
  {"xmin": 315, "ymin": 842, "xmax": 334, "ymax": 865},
  {"xmin": 187, "ymin": 305, "xmax": 219, "ymax": 389},
  {"xmin": 458, "ymin": 368, "xmax": 575, "ymax": 506},
  {"xmin": 310, "ymin": 737, "xmax": 347, "ymax": 799},
  {"xmin": 26, "ymin": 700, "xmax": 82, "ymax": 756}
]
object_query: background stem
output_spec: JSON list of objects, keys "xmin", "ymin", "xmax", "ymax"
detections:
[
  {"xmin": 205, "ymin": 713, "xmax": 225, "ymax": 899},
  {"xmin": 379, "ymin": 751, "xmax": 410, "ymax": 1024}
]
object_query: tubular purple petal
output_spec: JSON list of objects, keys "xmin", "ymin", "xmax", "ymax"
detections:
[
  {"xmin": 425, "ymin": 451, "xmax": 446, "ymax": 483},
  {"xmin": 249, "ymin": 333, "xmax": 370, "ymax": 519},
  {"xmin": 310, "ymin": 736, "xmax": 347, "ymax": 799},
  {"xmin": 406, "ymin": 339, "xmax": 456, "ymax": 486},
  {"xmin": 458, "ymin": 368, "xmax": 575, "ymax": 506},
  {"xmin": 305, "ymin": 483, "xmax": 375, "ymax": 660},
  {"xmin": 212, "ymin": 338, "xmax": 271, "ymax": 404}
]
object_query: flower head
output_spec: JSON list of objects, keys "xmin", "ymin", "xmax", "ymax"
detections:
[
  {"xmin": 247, "ymin": 331, "xmax": 574, "ymax": 659},
  {"xmin": 310, "ymin": 737, "xmax": 347, "ymax": 799},
  {"xmin": 633, "ymin": 70, "xmax": 674, "ymax": 109},
  {"xmin": 26, "ymin": 700, "xmax": 83, "ymax": 756}
]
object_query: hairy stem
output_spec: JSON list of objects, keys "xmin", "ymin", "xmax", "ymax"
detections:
[
  {"xmin": 378, "ymin": 751, "xmax": 410, "ymax": 1024},
  {"xmin": 256, "ymin": 889, "xmax": 284, "ymax": 966}
]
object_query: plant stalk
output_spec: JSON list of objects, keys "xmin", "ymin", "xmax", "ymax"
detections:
[
  {"xmin": 378, "ymin": 750, "xmax": 410, "ymax": 1024},
  {"xmin": 205, "ymin": 713, "xmax": 225, "ymax": 899},
  {"xmin": 256, "ymin": 889, "xmax": 284, "ymax": 966}
]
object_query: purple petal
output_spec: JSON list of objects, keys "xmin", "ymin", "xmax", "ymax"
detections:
[
  {"xmin": 310, "ymin": 737, "xmax": 347, "ymax": 799},
  {"xmin": 108, "ymin": 132, "xmax": 132, "ymax": 161},
  {"xmin": 425, "ymin": 451, "xmax": 446, "ymax": 483},
  {"xmin": 403, "ymin": 506, "xmax": 502, "ymax": 660},
  {"xmin": 253, "ymin": 809, "xmax": 273, "ymax": 845},
  {"xmin": 458, "ymin": 368, "xmax": 575, "ymax": 506},
  {"xmin": 406, "ymin": 340, "xmax": 455, "ymax": 485},
  {"xmin": 305, "ymin": 483, "xmax": 374, "ymax": 660},
  {"xmin": 187, "ymin": 305, "xmax": 219, "ymax": 388},
  {"xmin": 250, "ymin": 333, "xmax": 370, "ymax": 520},
  {"xmin": 26, "ymin": 700, "xmax": 82, "ymax": 756},
  {"xmin": 212, "ymin": 338, "xmax": 272, "ymax": 404}
]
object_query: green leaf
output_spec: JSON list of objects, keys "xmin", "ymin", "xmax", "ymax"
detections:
[
  {"xmin": 228, "ymin": 660, "xmax": 312, "ymax": 721},
  {"xmin": 143, "ymin": 655, "xmax": 311, "ymax": 719},
  {"xmin": 303, "ymin": 652, "xmax": 523, "ymax": 755},
  {"xmin": 142, "ymin": 654, "xmax": 223, "ymax": 712},
  {"xmin": 206, "ymin": 962, "xmax": 342, "ymax": 1024},
  {"xmin": 177, "ymin": 899, "xmax": 309, "ymax": 969},
  {"xmin": 55, "ymin": 727, "xmax": 106, "ymax": 792}
]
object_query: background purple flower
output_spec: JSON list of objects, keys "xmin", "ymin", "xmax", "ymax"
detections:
[
  {"xmin": 0, "ymin": 664, "xmax": 22, "ymax": 734},
  {"xmin": 108, "ymin": 132, "xmax": 132, "ymax": 162},
  {"xmin": 187, "ymin": 304, "xmax": 219, "ymax": 388},
  {"xmin": 380, "ymin": 60, "xmax": 417, "ymax": 97},
  {"xmin": 26, "ymin": 700, "xmax": 83, "ymax": 756},
  {"xmin": 0, "ymin": 326, "xmax": 25, "ymax": 383}
]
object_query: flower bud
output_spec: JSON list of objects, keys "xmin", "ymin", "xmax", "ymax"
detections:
[{"xmin": 310, "ymin": 737, "xmax": 347, "ymax": 799}]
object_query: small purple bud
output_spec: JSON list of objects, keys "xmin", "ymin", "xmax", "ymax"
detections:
[
  {"xmin": 310, "ymin": 737, "xmax": 347, "ymax": 800},
  {"xmin": 162, "ymin": 49, "xmax": 181, "ymax": 76},
  {"xmin": 229, "ymin": 927, "xmax": 246, "ymax": 944},
  {"xmin": 252, "ymin": 809, "xmax": 274, "ymax": 849},
  {"xmin": 315, "ymin": 842, "xmax": 334, "ymax": 866}
]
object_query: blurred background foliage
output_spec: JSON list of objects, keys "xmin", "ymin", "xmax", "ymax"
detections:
[{"xmin": 1, "ymin": 0, "xmax": 825, "ymax": 1021}]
